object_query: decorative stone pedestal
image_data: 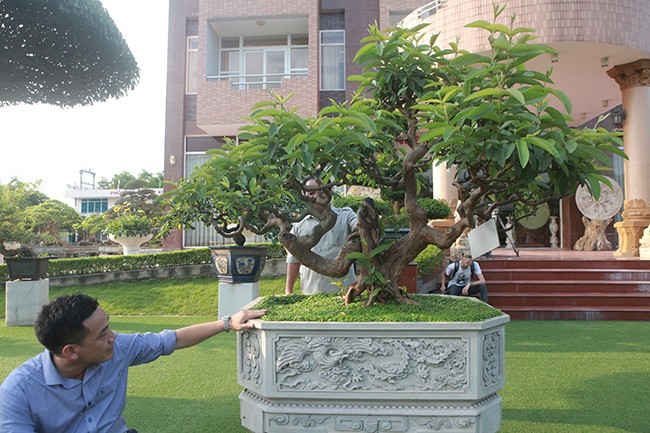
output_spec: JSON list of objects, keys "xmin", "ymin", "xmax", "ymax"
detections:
[
  {"xmin": 218, "ymin": 281, "xmax": 260, "ymax": 317},
  {"xmin": 5, "ymin": 278, "xmax": 49, "ymax": 326},
  {"xmin": 237, "ymin": 304, "xmax": 509, "ymax": 433},
  {"xmin": 109, "ymin": 234, "xmax": 153, "ymax": 255}
]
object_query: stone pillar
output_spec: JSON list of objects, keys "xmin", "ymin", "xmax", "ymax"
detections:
[
  {"xmin": 607, "ymin": 59, "xmax": 650, "ymax": 256},
  {"xmin": 5, "ymin": 279, "xmax": 49, "ymax": 326},
  {"xmin": 218, "ymin": 281, "xmax": 260, "ymax": 317}
]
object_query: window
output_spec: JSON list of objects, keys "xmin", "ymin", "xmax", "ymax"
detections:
[
  {"xmin": 186, "ymin": 36, "xmax": 198, "ymax": 94},
  {"xmin": 215, "ymin": 33, "xmax": 308, "ymax": 90},
  {"xmin": 320, "ymin": 30, "xmax": 345, "ymax": 90},
  {"xmin": 80, "ymin": 199, "xmax": 108, "ymax": 215}
]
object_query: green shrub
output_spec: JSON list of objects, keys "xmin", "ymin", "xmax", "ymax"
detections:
[
  {"xmin": 414, "ymin": 244, "xmax": 444, "ymax": 278},
  {"xmin": 332, "ymin": 196, "xmax": 392, "ymax": 217},
  {"xmin": 418, "ymin": 198, "xmax": 451, "ymax": 220}
]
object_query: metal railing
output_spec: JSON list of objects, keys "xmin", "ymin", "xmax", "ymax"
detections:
[
  {"xmin": 416, "ymin": 0, "xmax": 444, "ymax": 19},
  {"xmin": 207, "ymin": 72, "xmax": 308, "ymax": 90}
]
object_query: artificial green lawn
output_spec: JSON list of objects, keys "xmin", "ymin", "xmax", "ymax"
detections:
[{"xmin": 2, "ymin": 277, "xmax": 650, "ymax": 432}]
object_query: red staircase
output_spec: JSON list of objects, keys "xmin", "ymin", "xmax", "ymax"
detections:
[{"xmin": 477, "ymin": 250, "xmax": 650, "ymax": 320}]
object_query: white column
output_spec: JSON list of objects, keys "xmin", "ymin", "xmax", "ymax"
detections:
[{"xmin": 607, "ymin": 59, "xmax": 650, "ymax": 256}]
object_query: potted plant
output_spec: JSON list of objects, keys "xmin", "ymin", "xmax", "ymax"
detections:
[
  {"xmin": 105, "ymin": 209, "xmax": 155, "ymax": 255},
  {"xmin": 161, "ymin": 8, "xmax": 623, "ymax": 432}
]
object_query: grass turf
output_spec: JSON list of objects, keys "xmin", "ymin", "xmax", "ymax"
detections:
[{"xmin": 2, "ymin": 277, "xmax": 650, "ymax": 432}]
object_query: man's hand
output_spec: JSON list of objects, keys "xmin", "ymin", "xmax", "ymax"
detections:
[
  {"xmin": 462, "ymin": 283, "xmax": 471, "ymax": 296},
  {"xmin": 230, "ymin": 309, "xmax": 266, "ymax": 332}
]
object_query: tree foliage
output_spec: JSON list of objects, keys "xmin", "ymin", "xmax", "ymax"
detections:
[
  {"xmin": 0, "ymin": 0, "xmax": 139, "ymax": 107},
  {"xmin": 98, "ymin": 170, "xmax": 163, "ymax": 189},
  {"xmin": 0, "ymin": 179, "xmax": 78, "ymax": 255},
  {"xmin": 162, "ymin": 7, "xmax": 623, "ymax": 306}
]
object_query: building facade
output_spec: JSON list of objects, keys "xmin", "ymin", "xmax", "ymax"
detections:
[{"xmin": 162, "ymin": 0, "xmax": 433, "ymax": 250}]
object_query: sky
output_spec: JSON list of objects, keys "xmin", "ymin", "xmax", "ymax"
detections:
[{"xmin": 0, "ymin": 0, "xmax": 170, "ymax": 205}]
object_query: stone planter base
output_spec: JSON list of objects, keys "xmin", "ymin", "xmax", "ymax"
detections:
[
  {"xmin": 237, "ymin": 301, "xmax": 509, "ymax": 433},
  {"xmin": 240, "ymin": 389, "xmax": 502, "ymax": 433}
]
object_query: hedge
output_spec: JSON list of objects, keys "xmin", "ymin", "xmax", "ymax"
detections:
[{"xmin": 0, "ymin": 242, "xmax": 287, "ymax": 283}]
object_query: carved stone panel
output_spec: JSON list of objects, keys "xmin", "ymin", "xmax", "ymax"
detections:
[{"xmin": 274, "ymin": 336, "xmax": 469, "ymax": 394}]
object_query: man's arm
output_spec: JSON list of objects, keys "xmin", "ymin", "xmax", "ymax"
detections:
[
  {"xmin": 285, "ymin": 262, "xmax": 300, "ymax": 294},
  {"xmin": 174, "ymin": 309, "xmax": 265, "ymax": 350},
  {"xmin": 440, "ymin": 267, "xmax": 448, "ymax": 292}
]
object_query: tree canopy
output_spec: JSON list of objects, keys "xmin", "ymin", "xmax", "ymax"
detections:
[
  {"xmin": 98, "ymin": 170, "xmax": 163, "ymax": 189},
  {"xmin": 0, "ymin": 0, "xmax": 139, "ymax": 107}
]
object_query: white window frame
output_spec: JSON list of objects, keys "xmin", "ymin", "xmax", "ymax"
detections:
[
  {"xmin": 186, "ymin": 36, "xmax": 198, "ymax": 94},
  {"xmin": 319, "ymin": 29, "xmax": 345, "ymax": 91},
  {"xmin": 214, "ymin": 34, "xmax": 308, "ymax": 90}
]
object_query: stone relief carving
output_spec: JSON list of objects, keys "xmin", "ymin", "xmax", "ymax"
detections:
[
  {"xmin": 241, "ymin": 330, "xmax": 262, "ymax": 385},
  {"xmin": 274, "ymin": 336, "xmax": 468, "ymax": 393},
  {"xmin": 416, "ymin": 416, "xmax": 475, "ymax": 431},
  {"xmin": 482, "ymin": 331, "xmax": 502, "ymax": 387}
]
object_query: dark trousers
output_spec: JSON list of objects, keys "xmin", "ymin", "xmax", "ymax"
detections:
[{"xmin": 446, "ymin": 283, "xmax": 489, "ymax": 303}]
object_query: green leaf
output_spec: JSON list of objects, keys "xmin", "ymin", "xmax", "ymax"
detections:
[
  {"xmin": 463, "ymin": 88, "xmax": 500, "ymax": 102},
  {"xmin": 516, "ymin": 139, "xmax": 530, "ymax": 167},
  {"xmin": 526, "ymin": 136, "xmax": 559, "ymax": 157},
  {"xmin": 507, "ymin": 88, "xmax": 525, "ymax": 104},
  {"xmin": 369, "ymin": 243, "xmax": 392, "ymax": 258},
  {"xmin": 466, "ymin": 103, "xmax": 495, "ymax": 120},
  {"xmin": 450, "ymin": 53, "xmax": 490, "ymax": 67}
]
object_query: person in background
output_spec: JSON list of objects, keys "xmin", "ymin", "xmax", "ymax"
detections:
[
  {"xmin": 0, "ymin": 294, "xmax": 265, "ymax": 433},
  {"xmin": 440, "ymin": 252, "xmax": 489, "ymax": 303},
  {"xmin": 285, "ymin": 176, "xmax": 357, "ymax": 295}
]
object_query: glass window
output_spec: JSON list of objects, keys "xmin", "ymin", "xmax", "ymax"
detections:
[
  {"xmin": 291, "ymin": 34, "xmax": 308, "ymax": 46},
  {"xmin": 186, "ymin": 36, "xmax": 198, "ymax": 94},
  {"xmin": 80, "ymin": 199, "xmax": 108, "ymax": 215},
  {"xmin": 243, "ymin": 35, "xmax": 287, "ymax": 47},
  {"xmin": 221, "ymin": 36, "xmax": 240, "ymax": 49},
  {"xmin": 221, "ymin": 50, "xmax": 239, "ymax": 76},
  {"xmin": 291, "ymin": 47, "xmax": 308, "ymax": 71},
  {"xmin": 320, "ymin": 30, "xmax": 345, "ymax": 90}
]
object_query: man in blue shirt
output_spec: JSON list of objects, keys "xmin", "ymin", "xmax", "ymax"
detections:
[{"xmin": 0, "ymin": 294, "xmax": 265, "ymax": 433}]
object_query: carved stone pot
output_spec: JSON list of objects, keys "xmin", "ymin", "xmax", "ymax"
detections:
[{"xmin": 237, "ymin": 301, "xmax": 509, "ymax": 433}]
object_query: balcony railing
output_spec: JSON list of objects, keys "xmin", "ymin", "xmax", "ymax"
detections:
[
  {"xmin": 207, "ymin": 72, "xmax": 308, "ymax": 90},
  {"xmin": 416, "ymin": 0, "xmax": 444, "ymax": 19}
]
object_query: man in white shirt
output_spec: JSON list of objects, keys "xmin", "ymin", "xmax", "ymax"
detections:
[{"xmin": 285, "ymin": 177, "xmax": 357, "ymax": 295}]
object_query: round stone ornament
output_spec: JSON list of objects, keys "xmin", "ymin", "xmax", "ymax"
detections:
[
  {"xmin": 516, "ymin": 202, "xmax": 550, "ymax": 230},
  {"xmin": 575, "ymin": 176, "xmax": 623, "ymax": 220}
]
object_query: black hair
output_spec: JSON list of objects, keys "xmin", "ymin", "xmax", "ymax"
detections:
[{"xmin": 34, "ymin": 294, "xmax": 99, "ymax": 355}]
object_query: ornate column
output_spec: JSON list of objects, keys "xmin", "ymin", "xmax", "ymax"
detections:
[{"xmin": 607, "ymin": 59, "xmax": 650, "ymax": 256}]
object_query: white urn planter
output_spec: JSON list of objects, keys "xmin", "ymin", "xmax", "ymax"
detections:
[
  {"xmin": 237, "ymin": 298, "xmax": 509, "ymax": 433},
  {"xmin": 108, "ymin": 233, "xmax": 153, "ymax": 255}
]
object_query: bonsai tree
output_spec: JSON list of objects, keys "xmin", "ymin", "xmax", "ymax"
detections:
[{"xmin": 162, "ymin": 7, "xmax": 623, "ymax": 306}]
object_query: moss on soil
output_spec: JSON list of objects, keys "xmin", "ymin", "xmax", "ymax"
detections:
[{"xmin": 252, "ymin": 292, "xmax": 503, "ymax": 323}]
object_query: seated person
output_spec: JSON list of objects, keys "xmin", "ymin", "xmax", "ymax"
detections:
[{"xmin": 440, "ymin": 253, "xmax": 488, "ymax": 303}]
